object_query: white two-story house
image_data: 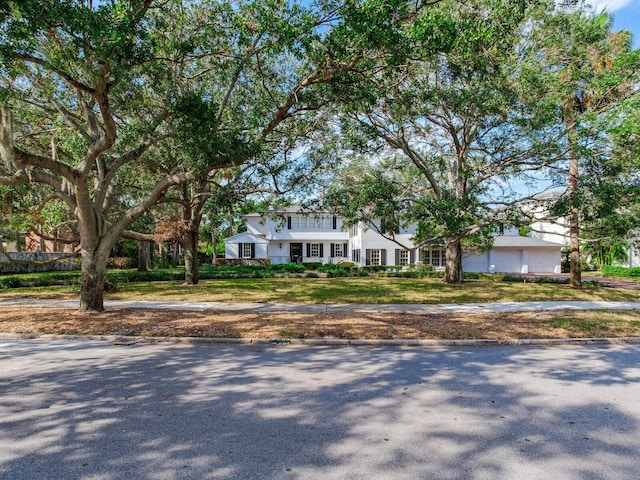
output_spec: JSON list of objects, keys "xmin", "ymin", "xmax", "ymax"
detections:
[
  {"xmin": 224, "ymin": 207, "xmax": 564, "ymax": 273},
  {"xmin": 224, "ymin": 207, "xmax": 349, "ymax": 264}
]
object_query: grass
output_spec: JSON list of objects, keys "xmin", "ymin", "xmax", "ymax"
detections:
[{"xmin": 2, "ymin": 276, "xmax": 640, "ymax": 304}]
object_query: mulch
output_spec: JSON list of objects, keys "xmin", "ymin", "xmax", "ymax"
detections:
[{"xmin": 2, "ymin": 306, "xmax": 640, "ymax": 340}]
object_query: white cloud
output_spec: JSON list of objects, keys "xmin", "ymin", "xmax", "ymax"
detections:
[{"xmin": 588, "ymin": 0, "xmax": 635, "ymax": 12}]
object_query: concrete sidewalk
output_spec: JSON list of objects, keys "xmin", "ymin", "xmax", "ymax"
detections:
[{"xmin": 2, "ymin": 297, "xmax": 640, "ymax": 313}]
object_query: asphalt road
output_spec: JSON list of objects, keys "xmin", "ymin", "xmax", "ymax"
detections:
[{"xmin": 1, "ymin": 341, "xmax": 639, "ymax": 480}]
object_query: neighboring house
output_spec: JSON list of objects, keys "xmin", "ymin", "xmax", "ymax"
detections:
[
  {"xmin": 224, "ymin": 208, "xmax": 564, "ymax": 273},
  {"xmin": 624, "ymin": 238, "xmax": 640, "ymax": 268},
  {"xmin": 1, "ymin": 230, "xmax": 78, "ymax": 254},
  {"xmin": 24, "ymin": 230, "xmax": 78, "ymax": 253}
]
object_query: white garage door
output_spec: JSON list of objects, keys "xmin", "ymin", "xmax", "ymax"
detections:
[
  {"xmin": 493, "ymin": 250, "xmax": 523, "ymax": 273},
  {"xmin": 462, "ymin": 252, "xmax": 488, "ymax": 272}
]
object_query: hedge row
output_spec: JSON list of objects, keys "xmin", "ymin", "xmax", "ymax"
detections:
[{"xmin": 601, "ymin": 265, "xmax": 640, "ymax": 278}]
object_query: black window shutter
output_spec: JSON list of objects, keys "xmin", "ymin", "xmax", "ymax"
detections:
[
  {"xmin": 319, "ymin": 244, "xmax": 324, "ymax": 257},
  {"xmin": 343, "ymin": 243, "xmax": 348, "ymax": 257},
  {"xmin": 330, "ymin": 244, "xmax": 335, "ymax": 257},
  {"xmin": 395, "ymin": 249, "xmax": 400, "ymax": 265},
  {"xmin": 250, "ymin": 243, "xmax": 255, "ymax": 258},
  {"xmin": 332, "ymin": 216, "xmax": 337, "ymax": 229},
  {"xmin": 381, "ymin": 249, "xmax": 387, "ymax": 266},
  {"xmin": 365, "ymin": 249, "xmax": 371, "ymax": 266},
  {"xmin": 287, "ymin": 216, "xmax": 292, "ymax": 230},
  {"xmin": 306, "ymin": 243, "xmax": 310, "ymax": 257},
  {"xmin": 410, "ymin": 249, "xmax": 416, "ymax": 264},
  {"xmin": 238, "ymin": 243, "xmax": 243, "ymax": 258},
  {"xmin": 351, "ymin": 249, "xmax": 355, "ymax": 262}
]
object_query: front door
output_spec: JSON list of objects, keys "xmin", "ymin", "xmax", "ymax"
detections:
[{"xmin": 290, "ymin": 243, "xmax": 303, "ymax": 263}]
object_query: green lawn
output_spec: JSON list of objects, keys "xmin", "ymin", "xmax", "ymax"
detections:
[{"xmin": 4, "ymin": 276, "xmax": 640, "ymax": 304}]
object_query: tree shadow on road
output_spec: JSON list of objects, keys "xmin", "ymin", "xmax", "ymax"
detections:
[{"xmin": 0, "ymin": 342, "xmax": 639, "ymax": 479}]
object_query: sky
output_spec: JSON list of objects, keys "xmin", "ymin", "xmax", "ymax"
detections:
[{"xmin": 590, "ymin": 0, "xmax": 640, "ymax": 46}]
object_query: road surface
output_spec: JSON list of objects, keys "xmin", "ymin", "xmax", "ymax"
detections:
[{"xmin": 1, "ymin": 340, "xmax": 639, "ymax": 479}]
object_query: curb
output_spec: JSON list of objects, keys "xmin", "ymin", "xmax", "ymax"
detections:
[{"xmin": 1, "ymin": 332, "xmax": 640, "ymax": 347}]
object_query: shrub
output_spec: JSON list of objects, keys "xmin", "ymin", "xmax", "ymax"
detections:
[
  {"xmin": 304, "ymin": 272, "xmax": 319, "ymax": 278},
  {"xmin": 103, "ymin": 276, "xmax": 118, "ymax": 292},
  {"xmin": 276, "ymin": 263, "xmax": 305, "ymax": 273},
  {"xmin": 358, "ymin": 265, "xmax": 387, "ymax": 273},
  {"xmin": 337, "ymin": 261, "xmax": 356, "ymax": 269},
  {"xmin": 602, "ymin": 265, "xmax": 640, "ymax": 278},
  {"xmin": 383, "ymin": 270, "xmax": 422, "ymax": 278},
  {"xmin": 327, "ymin": 268, "xmax": 347, "ymax": 278},
  {"xmin": 301, "ymin": 262, "xmax": 322, "ymax": 270},
  {"xmin": 317, "ymin": 263, "xmax": 336, "ymax": 273},
  {"xmin": 0, "ymin": 276, "xmax": 21, "ymax": 289},
  {"xmin": 108, "ymin": 270, "xmax": 185, "ymax": 283},
  {"xmin": 108, "ymin": 257, "xmax": 132, "ymax": 269},
  {"xmin": 500, "ymin": 274, "xmax": 569, "ymax": 284}
]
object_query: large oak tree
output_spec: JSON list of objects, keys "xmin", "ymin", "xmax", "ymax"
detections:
[
  {"xmin": 0, "ymin": 0, "xmax": 362, "ymax": 310},
  {"xmin": 328, "ymin": 0, "xmax": 560, "ymax": 283}
]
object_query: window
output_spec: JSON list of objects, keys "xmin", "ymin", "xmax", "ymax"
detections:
[
  {"xmin": 291, "ymin": 216, "xmax": 302, "ymax": 229},
  {"xmin": 242, "ymin": 243, "xmax": 253, "ymax": 258},
  {"xmin": 366, "ymin": 248, "xmax": 386, "ymax": 266},
  {"xmin": 289, "ymin": 216, "xmax": 334, "ymax": 230},
  {"xmin": 333, "ymin": 243, "xmax": 344, "ymax": 257},
  {"xmin": 421, "ymin": 248, "xmax": 445, "ymax": 267},
  {"xmin": 306, "ymin": 243, "xmax": 324, "ymax": 258},
  {"xmin": 399, "ymin": 250, "xmax": 409, "ymax": 266}
]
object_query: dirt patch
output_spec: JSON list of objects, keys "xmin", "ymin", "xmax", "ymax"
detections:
[{"xmin": 2, "ymin": 307, "xmax": 640, "ymax": 340}]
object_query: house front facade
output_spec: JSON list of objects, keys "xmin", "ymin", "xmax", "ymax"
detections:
[
  {"xmin": 224, "ymin": 208, "xmax": 564, "ymax": 273},
  {"xmin": 224, "ymin": 208, "xmax": 349, "ymax": 264}
]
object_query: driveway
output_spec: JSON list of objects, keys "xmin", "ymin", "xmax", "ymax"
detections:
[{"xmin": 1, "ymin": 341, "xmax": 639, "ymax": 480}]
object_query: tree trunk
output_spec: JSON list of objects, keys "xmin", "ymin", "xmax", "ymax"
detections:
[
  {"xmin": 172, "ymin": 243, "xmax": 179, "ymax": 265},
  {"xmin": 183, "ymin": 230, "xmax": 199, "ymax": 285},
  {"xmin": 137, "ymin": 241, "xmax": 149, "ymax": 272},
  {"xmin": 565, "ymin": 103, "xmax": 582, "ymax": 288},
  {"xmin": 79, "ymin": 249, "xmax": 108, "ymax": 312},
  {"xmin": 444, "ymin": 238, "xmax": 463, "ymax": 283},
  {"xmin": 569, "ymin": 198, "xmax": 582, "ymax": 287},
  {"xmin": 0, "ymin": 105, "xmax": 15, "ymax": 169},
  {"xmin": 159, "ymin": 243, "xmax": 167, "ymax": 267},
  {"xmin": 211, "ymin": 228, "xmax": 217, "ymax": 264}
]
